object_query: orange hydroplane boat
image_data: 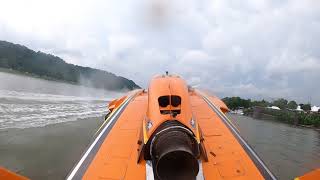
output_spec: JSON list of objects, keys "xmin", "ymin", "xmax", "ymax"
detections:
[
  {"xmin": 2, "ymin": 74, "xmax": 320, "ymax": 180},
  {"xmin": 67, "ymin": 74, "xmax": 277, "ymax": 180}
]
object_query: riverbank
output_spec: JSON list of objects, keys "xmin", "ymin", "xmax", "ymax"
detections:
[
  {"xmin": 0, "ymin": 117, "xmax": 103, "ymax": 180},
  {"xmin": 244, "ymin": 107, "xmax": 320, "ymax": 129}
]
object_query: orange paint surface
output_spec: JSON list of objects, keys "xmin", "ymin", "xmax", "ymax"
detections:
[
  {"xmin": 146, "ymin": 75, "xmax": 195, "ymax": 139},
  {"xmin": 83, "ymin": 93, "xmax": 148, "ymax": 180},
  {"xmin": 190, "ymin": 93, "xmax": 264, "ymax": 179},
  {"xmin": 0, "ymin": 167, "xmax": 29, "ymax": 180},
  {"xmin": 81, "ymin": 89, "xmax": 266, "ymax": 179},
  {"xmin": 297, "ymin": 169, "xmax": 320, "ymax": 180}
]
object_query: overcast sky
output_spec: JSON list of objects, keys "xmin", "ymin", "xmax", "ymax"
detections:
[{"xmin": 0, "ymin": 0, "xmax": 320, "ymax": 104}]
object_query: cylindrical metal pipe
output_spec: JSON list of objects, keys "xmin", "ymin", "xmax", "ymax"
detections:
[{"xmin": 151, "ymin": 127, "xmax": 199, "ymax": 180}]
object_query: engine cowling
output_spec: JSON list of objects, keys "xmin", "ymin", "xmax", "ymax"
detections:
[{"xmin": 136, "ymin": 74, "xmax": 206, "ymax": 180}]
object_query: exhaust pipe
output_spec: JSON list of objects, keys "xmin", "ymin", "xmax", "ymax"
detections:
[{"xmin": 150, "ymin": 123, "xmax": 199, "ymax": 180}]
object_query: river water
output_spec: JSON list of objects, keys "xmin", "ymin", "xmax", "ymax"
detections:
[
  {"xmin": 0, "ymin": 71, "xmax": 123, "ymax": 179},
  {"xmin": 228, "ymin": 114, "xmax": 320, "ymax": 180},
  {"xmin": 0, "ymin": 71, "xmax": 319, "ymax": 179},
  {"xmin": 0, "ymin": 71, "xmax": 123, "ymax": 129}
]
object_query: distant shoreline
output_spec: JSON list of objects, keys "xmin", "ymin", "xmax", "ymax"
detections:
[
  {"xmin": 0, "ymin": 68, "xmax": 130, "ymax": 93},
  {"xmin": 242, "ymin": 107, "xmax": 320, "ymax": 131},
  {"xmin": 0, "ymin": 40, "xmax": 140, "ymax": 90},
  {"xmin": 249, "ymin": 114, "xmax": 320, "ymax": 131},
  {"xmin": 0, "ymin": 67, "xmax": 79, "ymax": 85}
]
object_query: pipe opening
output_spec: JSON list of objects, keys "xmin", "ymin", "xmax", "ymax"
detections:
[
  {"xmin": 156, "ymin": 150, "xmax": 199, "ymax": 180},
  {"xmin": 149, "ymin": 122, "xmax": 199, "ymax": 180}
]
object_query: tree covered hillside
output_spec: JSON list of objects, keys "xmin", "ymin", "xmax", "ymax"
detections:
[{"xmin": 0, "ymin": 41, "xmax": 140, "ymax": 90}]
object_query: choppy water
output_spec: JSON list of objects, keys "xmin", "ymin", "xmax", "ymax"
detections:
[{"xmin": 0, "ymin": 71, "xmax": 123, "ymax": 129}]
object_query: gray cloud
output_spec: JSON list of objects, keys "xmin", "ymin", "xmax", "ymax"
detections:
[{"xmin": 0, "ymin": 0, "xmax": 319, "ymax": 104}]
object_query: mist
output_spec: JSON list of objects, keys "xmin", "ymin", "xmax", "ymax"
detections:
[
  {"xmin": 0, "ymin": 71, "xmax": 124, "ymax": 100},
  {"xmin": 0, "ymin": 71, "xmax": 125, "ymax": 129}
]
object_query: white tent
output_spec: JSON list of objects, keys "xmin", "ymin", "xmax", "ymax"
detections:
[
  {"xmin": 296, "ymin": 105, "xmax": 303, "ymax": 111},
  {"xmin": 267, "ymin": 106, "xmax": 281, "ymax": 110},
  {"xmin": 311, "ymin": 106, "xmax": 320, "ymax": 112}
]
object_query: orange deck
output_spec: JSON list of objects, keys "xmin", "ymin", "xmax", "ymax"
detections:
[
  {"xmin": 0, "ymin": 167, "xmax": 29, "ymax": 180},
  {"xmin": 67, "ymin": 90, "xmax": 275, "ymax": 180},
  {"xmin": 190, "ymin": 93, "xmax": 264, "ymax": 179},
  {"xmin": 83, "ymin": 93, "xmax": 148, "ymax": 179},
  {"xmin": 295, "ymin": 169, "xmax": 320, "ymax": 180}
]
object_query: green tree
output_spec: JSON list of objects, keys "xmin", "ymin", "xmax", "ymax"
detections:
[
  {"xmin": 272, "ymin": 98, "xmax": 288, "ymax": 109},
  {"xmin": 287, "ymin": 100, "xmax": 298, "ymax": 109},
  {"xmin": 301, "ymin": 104, "xmax": 311, "ymax": 111},
  {"xmin": 251, "ymin": 99, "xmax": 270, "ymax": 107},
  {"xmin": 222, "ymin": 97, "xmax": 251, "ymax": 110}
]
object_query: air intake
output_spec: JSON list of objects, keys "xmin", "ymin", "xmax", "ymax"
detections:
[{"xmin": 149, "ymin": 121, "xmax": 199, "ymax": 180}]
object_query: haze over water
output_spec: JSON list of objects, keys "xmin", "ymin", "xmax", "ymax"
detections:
[{"xmin": 0, "ymin": 71, "xmax": 122, "ymax": 129}]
